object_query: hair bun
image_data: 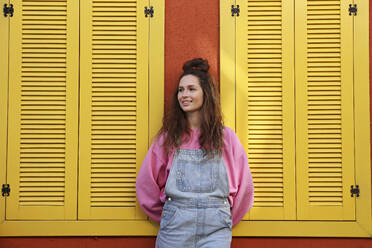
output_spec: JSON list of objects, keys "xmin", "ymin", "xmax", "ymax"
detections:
[{"xmin": 182, "ymin": 58, "xmax": 209, "ymax": 73}]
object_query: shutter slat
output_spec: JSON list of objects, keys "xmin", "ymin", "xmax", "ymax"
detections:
[{"xmin": 20, "ymin": 167, "xmax": 65, "ymax": 172}]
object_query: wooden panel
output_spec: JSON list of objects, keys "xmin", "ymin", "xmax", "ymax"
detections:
[
  {"xmin": 220, "ymin": 0, "xmax": 237, "ymax": 130},
  {"xmin": 295, "ymin": 0, "xmax": 355, "ymax": 220},
  {"xmin": 0, "ymin": 0, "xmax": 10, "ymax": 224},
  {"xmin": 236, "ymin": 0, "xmax": 296, "ymax": 220},
  {"xmin": 7, "ymin": 0, "xmax": 79, "ymax": 220},
  {"xmin": 79, "ymin": 0, "xmax": 148, "ymax": 220}
]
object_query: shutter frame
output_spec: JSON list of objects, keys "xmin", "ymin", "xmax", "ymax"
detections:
[
  {"xmin": 235, "ymin": 0, "xmax": 296, "ymax": 220},
  {"xmin": 0, "ymin": 0, "xmax": 10, "ymax": 222},
  {"xmin": 78, "ymin": 0, "xmax": 149, "ymax": 220},
  {"xmin": 295, "ymin": 0, "xmax": 356, "ymax": 220},
  {"xmin": 220, "ymin": 0, "xmax": 236, "ymax": 131},
  {"xmin": 6, "ymin": 0, "xmax": 79, "ymax": 220}
]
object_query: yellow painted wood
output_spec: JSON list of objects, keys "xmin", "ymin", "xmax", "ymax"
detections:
[
  {"xmin": 0, "ymin": 0, "xmax": 369, "ymax": 238},
  {"xmin": 232, "ymin": 221, "xmax": 372, "ymax": 237},
  {"xmin": 295, "ymin": 0, "xmax": 355, "ymax": 220},
  {"xmin": 0, "ymin": 0, "xmax": 9, "ymax": 224},
  {"xmin": 140, "ymin": 0, "xmax": 165, "ymax": 219},
  {"xmin": 148, "ymin": 0, "xmax": 164, "ymax": 144},
  {"xmin": 235, "ymin": 0, "xmax": 296, "ymax": 220},
  {"xmin": 65, "ymin": 0, "xmax": 80, "ymax": 219},
  {"xmin": 353, "ymin": 0, "xmax": 372, "ymax": 234},
  {"xmin": 220, "ymin": 0, "xmax": 236, "ymax": 131},
  {"xmin": 6, "ymin": 0, "xmax": 79, "ymax": 220},
  {"xmin": 79, "ymin": 0, "xmax": 149, "ymax": 220},
  {"xmin": 0, "ymin": 220, "xmax": 371, "ymax": 237}
]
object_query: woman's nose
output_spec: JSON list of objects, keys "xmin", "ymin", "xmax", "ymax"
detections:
[{"xmin": 181, "ymin": 90, "xmax": 189, "ymax": 97}]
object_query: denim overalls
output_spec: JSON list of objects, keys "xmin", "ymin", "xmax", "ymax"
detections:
[{"xmin": 156, "ymin": 149, "xmax": 232, "ymax": 248}]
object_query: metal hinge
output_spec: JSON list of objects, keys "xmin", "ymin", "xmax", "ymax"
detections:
[
  {"xmin": 349, "ymin": 4, "xmax": 357, "ymax": 16},
  {"xmin": 3, "ymin": 3, "xmax": 14, "ymax": 17},
  {"xmin": 2, "ymin": 184, "xmax": 10, "ymax": 197},
  {"xmin": 231, "ymin": 5, "xmax": 240, "ymax": 17},
  {"xmin": 350, "ymin": 185, "xmax": 360, "ymax": 197},
  {"xmin": 144, "ymin": 6, "xmax": 154, "ymax": 18}
]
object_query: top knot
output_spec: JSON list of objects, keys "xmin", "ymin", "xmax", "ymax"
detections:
[{"xmin": 182, "ymin": 58, "xmax": 209, "ymax": 73}]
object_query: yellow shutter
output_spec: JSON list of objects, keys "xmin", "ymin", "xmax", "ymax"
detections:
[
  {"xmin": 79, "ymin": 0, "xmax": 148, "ymax": 220},
  {"xmin": 295, "ymin": 0, "xmax": 355, "ymax": 220},
  {"xmin": 236, "ymin": 0, "xmax": 296, "ymax": 220},
  {"xmin": 7, "ymin": 0, "xmax": 79, "ymax": 220}
]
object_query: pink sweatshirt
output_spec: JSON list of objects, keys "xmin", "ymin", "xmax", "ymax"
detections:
[{"xmin": 136, "ymin": 126, "xmax": 254, "ymax": 226}]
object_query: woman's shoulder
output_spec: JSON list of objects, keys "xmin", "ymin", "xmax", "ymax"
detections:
[
  {"xmin": 151, "ymin": 131, "xmax": 167, "ymax": 149},
  {"xmin": 223, "ymin": 126, "xmax": 244, "ymax": 153},
  {"xmin": 147, "ymin": 131, "xmax": 171, "ymax": 163},
  {"xmin": 223, "ymin": 126, "xmax": 238, "ymax": 140}
]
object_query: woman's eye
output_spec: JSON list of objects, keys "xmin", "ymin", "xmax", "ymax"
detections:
[
  {"xmin": 178, "ymin": 88, "xmax": 183, "ymax": 92},
  {"xmin": 190, "ymin": 88, "xmax": 195, "ymax": 91}
]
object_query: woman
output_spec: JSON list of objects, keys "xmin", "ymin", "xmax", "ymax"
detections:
[{"xmin": 136, "ymin": 58, "xmax": 254, "ymax": 248}]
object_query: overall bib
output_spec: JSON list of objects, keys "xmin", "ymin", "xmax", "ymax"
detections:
[{"xmin": 156, "ymin": 149, "xmax": 232, "ymax": 248}]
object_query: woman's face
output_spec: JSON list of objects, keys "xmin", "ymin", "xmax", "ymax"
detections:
[{"xmin": 178, "ymin": 74, "xmax": 204, "ymax": 113}]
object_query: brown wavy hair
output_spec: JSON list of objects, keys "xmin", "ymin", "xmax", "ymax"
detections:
[{"xmin": 159, "ymin": 58, "xmax": 224, "ymax": 156}]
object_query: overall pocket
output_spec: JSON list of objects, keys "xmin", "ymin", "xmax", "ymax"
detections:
[
  {"xmin": 160, "ymin": 205, "xmax": 179, "ymax": 229},
  {"xmin": 175, "ymin": 159, "xmax": 219, "ymax": 193},
  {"xmin": 216, "ymin": 207, "xmax": 233, "ymax": 230}
]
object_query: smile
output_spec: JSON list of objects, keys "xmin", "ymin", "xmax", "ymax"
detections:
[{"xmin": 182, "ymin": 100, "xmax": 192, "ymax": 105}]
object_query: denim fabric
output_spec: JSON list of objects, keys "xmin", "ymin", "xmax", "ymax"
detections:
[{"xmin": 156, "ymin": 149, "xmax": 232, "ymax": 248}]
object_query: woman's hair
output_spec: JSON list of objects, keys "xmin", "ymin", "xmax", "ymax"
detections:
[{"xmin": 159, "ymin": 58, "xmax": 224, "ymax": 156}]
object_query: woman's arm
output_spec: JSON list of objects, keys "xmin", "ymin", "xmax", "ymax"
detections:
[
  {"xmin": 230, "ymin": 151, "xmax": 254, "ymax": 226},
  {"xmin": 136, "ymin": 140, "xmax": 167, "ymax": 222}
]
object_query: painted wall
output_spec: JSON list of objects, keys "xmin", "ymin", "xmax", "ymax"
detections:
[
  {"xmin": 164, "ymin": 0, "xmax": 219, "ymax": 109},
  {"xmin": 0, "ymin": 0, "xmax": 371, "ymax": 247},
  {"xmin": 0, "ymin": 237, "xmax": 371, "ymax": 248}
]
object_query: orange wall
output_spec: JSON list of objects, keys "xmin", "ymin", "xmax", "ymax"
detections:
[
  {"xmin": 164, "ymin": 0, "xmax": 219, "ymax": 109},
  {"xmin": 0, "ymin": 0, "xmax": 371, "ymax": 247},
  {"xmin": 0, "ymin": 237, "xmax": 371, "ymax": 248}
]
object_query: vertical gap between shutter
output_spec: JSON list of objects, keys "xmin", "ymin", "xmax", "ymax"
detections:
[
  {"xmin": 77, "ymin": 0, "xmax": 81, "ymax": 218},
  {"xmin": 293, "ymin": 0, "xmax": 298, "ymax": 220}
]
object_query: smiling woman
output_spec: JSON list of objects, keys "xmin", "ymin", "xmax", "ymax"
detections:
[{"xmin": 136, "ymin": 58, "xmax": 254, "ymax": 248}]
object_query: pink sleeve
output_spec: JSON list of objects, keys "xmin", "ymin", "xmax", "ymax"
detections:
[
  {"xmin": 136, "ymin": 136, "xmax": 168, "ymax": 222},
  {"xmin": 223, "ymin": 127, "xmax": 254, "ymax": 226},
  {"xmin": 231, "ymin": 150, "xmax": 254, "ymax": 226}
]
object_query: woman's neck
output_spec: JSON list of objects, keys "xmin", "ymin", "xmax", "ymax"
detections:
[{"xmin": 186, "ymin": 111, "xmax": 202, "ymax": 130}]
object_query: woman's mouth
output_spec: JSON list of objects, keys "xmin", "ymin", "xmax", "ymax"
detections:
[{"xmin": 182, "ymin": 100, "xmax": 192, "ymax": 106}]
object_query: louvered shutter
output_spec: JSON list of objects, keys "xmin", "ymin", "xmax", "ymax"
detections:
[
  {"xmin": 295, "ymin": 0, "xmax": 355, "ymax": 220},
  {"xmin": 7, "ymin": 0, "xmax": 79, "ymax": 220},
  {"xmin": 79, "ymin": 0, "xmax": 148, "ymax": 219},
  {"xmin": 236, "ymin": 0, "xmax": 296, "ymax": 220}
]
